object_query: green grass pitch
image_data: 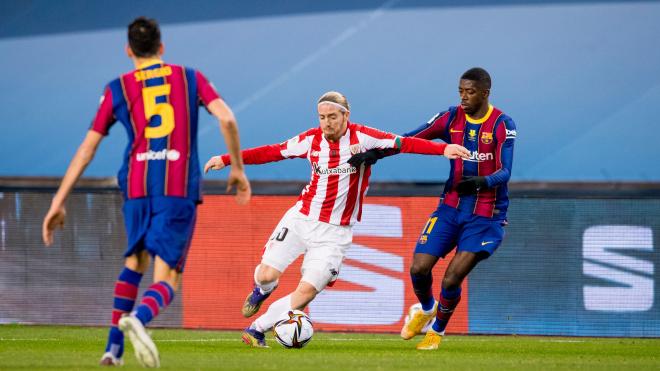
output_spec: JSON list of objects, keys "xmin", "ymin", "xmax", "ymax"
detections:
[{"xmin": 1, "ymin": 324, "xmax": 658, "ymax": 370}]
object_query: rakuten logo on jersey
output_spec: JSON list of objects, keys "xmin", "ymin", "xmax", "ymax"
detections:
[
  {"xmin": 136, "ymin": 149, "xmax": 181, "ymax": 162},
  {"xmin": 464, "ymin": 151, "xmax": 494, "ymax": 162}
]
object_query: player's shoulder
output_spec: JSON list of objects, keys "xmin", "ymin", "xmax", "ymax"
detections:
[
  {"xmin": 168, "ymin": 63, "xmax": 199, "ymax": 75},
  {"xmin": 492, "ymin": 107, "xmax": 517, "ymax": 139},
  {"xmin": 100, "ymin": 76, "xmax": 123, "ymax": 98},
  {"xmin": 426, "ymin": 106, "xmax": 459, "ymax": 124},
  {"xmin": 494, "ymin": 108, "xmax": 516, "ymax": 129},
  {"xmin": 350, "ymin": 122, "xmax": 388, "ymax": 136},
  {"xmin": 348, "ymin": 122, "xmax": 394, "ymax": 139},
  {"xmin": 297, "ymin": 127, "xmax": 322, "ymax": 140},
  {"xmin": 349, "ymin": 121, "xmax": 379, "ymax": 133}
]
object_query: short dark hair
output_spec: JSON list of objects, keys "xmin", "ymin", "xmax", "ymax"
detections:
[
  {"xmin": 128, "ymin": 17, "xmax": 161, "ymax": 58},
  {"xmin": 461, "ymin": 67, "xmax": 491, "ymax": 90}
]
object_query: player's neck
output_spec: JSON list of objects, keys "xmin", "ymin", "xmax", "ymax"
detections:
[
  {"xmin": 466, "ymin": 103, "xmax": 491, "ymax": 122},
  {"xmin": 132, "ymin": 56, "xmax": 163, "ymax": 69},
  {"xmin": 324, "ymin": 125, "xmax": 348, "ymax": 142}
]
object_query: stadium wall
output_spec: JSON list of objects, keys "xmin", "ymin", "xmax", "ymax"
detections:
[{"xmin": 1, "ymin": 180, "xmax": 659, "ymax": 337}]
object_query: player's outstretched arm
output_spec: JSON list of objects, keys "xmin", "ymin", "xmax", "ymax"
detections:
[
  {"xmin": 399, "ymin": 137, "xmax": 470, "ymax": 159},
  {"xmin": 207, "ymin": 98, "xmax": 251, "ymax": 205},
  {"xmin": 42, "ymin": 130, "xmax": 103, "ymax": 246},
  {"xmin": 443, "ymin": 144, "xmax": 471, "ymax": 159}
]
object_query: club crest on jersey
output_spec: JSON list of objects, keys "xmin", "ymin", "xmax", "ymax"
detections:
[
  {"xmin": 349, "ymin": 144, "xmax": 361, "ymax": 155},
  {"xmin": 468, "ymin": 129, "xmax": 478, "ymax": 141},
  {"xmin": 418, "ymin": 235, "xmax": 428, "ymax": 244},
  {"xmin": 481, "ymin": 132, "xmax": 493, "ymax": 144}
]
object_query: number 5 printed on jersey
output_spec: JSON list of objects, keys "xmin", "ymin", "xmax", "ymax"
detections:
[{"xmin": 143, "ymin": 84, "xmax": 174, "ymax": 138}]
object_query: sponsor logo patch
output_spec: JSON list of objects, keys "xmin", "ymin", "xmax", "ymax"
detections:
[
  {"xmin": 464, "ymin": 150, "xmax": 494, "ymax": 162},
  {"xmin": 312, "ymin": 162, "xmax": 357, "ymax": 175},
  {"xmin": 136, "ymin": 149, "xmax": 181, "ymax": 162}
]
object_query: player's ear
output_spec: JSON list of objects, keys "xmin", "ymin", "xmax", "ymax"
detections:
[
  {"xmin": 125, "ymin": 44, "xmax": 134, "ymax": 58},
  {"xmin": 158, "ymin": 43, "xmax": 165, "ymax": 57}
]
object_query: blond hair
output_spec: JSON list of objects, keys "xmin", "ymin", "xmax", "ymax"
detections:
[{"xmin": 317, "ymin": 91, "xmax": 350, "ymax": 112}]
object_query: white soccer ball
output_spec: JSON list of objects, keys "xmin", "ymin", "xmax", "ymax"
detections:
[
  {"xmin": 404, "ymin": 303, "xmax": 435, "ymax": 333},
  {"xmin": 272, "ymin": 310, "xmax": 314, "ymax": 348}
]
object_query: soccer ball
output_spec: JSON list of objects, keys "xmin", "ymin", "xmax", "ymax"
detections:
[
  {"xmin": 272, "ymin": 310, "xmax": 314, "ymax": 348},
  {"xmin": 404, "ymin": 303, "xmax": 435, "ymax": 333}
]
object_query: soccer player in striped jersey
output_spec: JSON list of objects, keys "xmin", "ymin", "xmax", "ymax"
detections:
[
  {"xmin": 349, "ymin": 67, "xmax": 516, "ymax": 350},
  {"xmin": 204, "ymin": 91, "xmax": 470, "ymax": 348},
  {"xmin": 42, "ymin": 17, "xmax": 251, "ymax": 367}
]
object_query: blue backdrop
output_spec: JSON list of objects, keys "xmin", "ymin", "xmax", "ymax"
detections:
[{"xmin": 1, "ymin": 0, "xmax": 659, "ymax": 181}]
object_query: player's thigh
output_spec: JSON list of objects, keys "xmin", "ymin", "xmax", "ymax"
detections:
[
  {"xmin": 457, "ymin": 216, "xmax": 505, "ymax": 257},
  {"xmin": 414, "ymin": 206, "xmax": 460, "ymax": 258},
  {"xmin": 300, "ymin": 223, "xmax": 352, "ymax": 292},
  {"xmin": 122, "ymin": 198, "xmax": 151, "ymax": 258},
  {"xmin": 261, "ymin": 207, "xmax": 307, "ymax": 273},
  {"xmin": 144, "ymin": 197, "xmax": 197, "ymax": 272}
]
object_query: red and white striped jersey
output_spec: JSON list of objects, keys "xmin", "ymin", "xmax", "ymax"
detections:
[{"xmin": 220, "ymin": 121, "xmax": 447, "ymax": 226}]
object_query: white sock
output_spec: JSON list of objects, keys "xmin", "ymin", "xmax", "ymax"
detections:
[
  {"xmin": 257, "ymin": 280, "xmax": 278, "ymax": 295},
  {"xmin": 253, "ymin": 294, "xmax": 292, "ymax": 333}
]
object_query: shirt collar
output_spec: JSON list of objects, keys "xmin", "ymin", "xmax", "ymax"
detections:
[
  {"xmin": 137, "ymin": 58, "xmax": 164, "ymax": 70},
  {"xmin": 465, "ymin": 104, "xmax": 493, "ymax": 124}
]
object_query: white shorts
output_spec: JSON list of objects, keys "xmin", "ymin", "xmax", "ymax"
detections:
[{"xmin": 261, "ymin": 206, "xmax": 353, "ymax": 292}]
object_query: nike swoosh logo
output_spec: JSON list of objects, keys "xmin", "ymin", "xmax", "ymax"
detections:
[
  {"xmin": 449, "ymin": 129, "xmax": 462, "ymax": 133},
  {"xmin": 481, "ymin": 241, "xmax": 494, "ymax": 246}
]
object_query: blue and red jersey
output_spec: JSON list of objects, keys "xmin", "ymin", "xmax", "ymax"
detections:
[
  {"xmin": 405, "ymin": 105, "xmax": 516, "ymax": 219},
  {"xmin": 90, "ymin": 59, "xmax": 221, "ymax": 202}
]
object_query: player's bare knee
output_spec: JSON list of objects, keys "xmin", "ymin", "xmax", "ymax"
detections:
[
  {"xmin": 442, "ymin": 273, "xmax": 463, "ymax": 290},
  {"xmin": 125, "ymin": 252, "xmax": 150, "ymax": 273},
  {"xmin": 256, "ymin": 264, "xmax": 281, "ymax": 284},
  {"xmin": 410, "ymin": 262, "xmax": 432, "ymax": 276}
]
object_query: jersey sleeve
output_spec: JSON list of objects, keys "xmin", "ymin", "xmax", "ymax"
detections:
[
  {"xmin": 403, "ymin": 109, "xmax": 452, "ymax": 142},
  {"xmin": 486, "ymin": 116, "xmax": 516, "ymax": 187},
  {"xmin": 220, "ymin": 129, "xmax": 313, "ymax": 165},
  {"xmin": 89, "ymin": 85, "xmax": 116, "ymax": 136},
  {"xmin": 355, "ymin": 125, "xmax": 400, "ymax": 151},
  {"xmin": 196, "ymin": 70, "xmax": 221, "ymax": 107}
]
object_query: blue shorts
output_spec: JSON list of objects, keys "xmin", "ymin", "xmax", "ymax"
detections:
[
  {"xmin": 414, "ymin": 204, "xmax": 506, "ymax": 258},
  {"xmin": 123, "ymin": 196, "xmax": 197, "ymax": 272}
]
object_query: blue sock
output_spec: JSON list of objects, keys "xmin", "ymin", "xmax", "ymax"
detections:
[
  {"xmin": 105, "ymin": 267, "xmax": 143, "ymax": 358},
  {"xmin": 411, "ymin": 272, "xmax": 435, "ymax": 311}
]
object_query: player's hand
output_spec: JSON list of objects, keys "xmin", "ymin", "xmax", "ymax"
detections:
[
  {"xmin": 456, "ymin": 176, "xmax": 488, "ymax": 195},
  {"xmin": 227, "ymin": 168, "xmax": 251, "ymax": 205},
  {"xmin": 444, "ymin": 144, "xmax": 470, "ymax": 160},
  {"xmin": 42, "ymin": 203, "xmax": 66, "ymax": 247},
  {"xmin": 348, "ymin": 150, "xmax": 383, "ymax": 168},
  {"xmin": 204, "ymin": 155, "xmax": 226, "ymax": 173}
]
